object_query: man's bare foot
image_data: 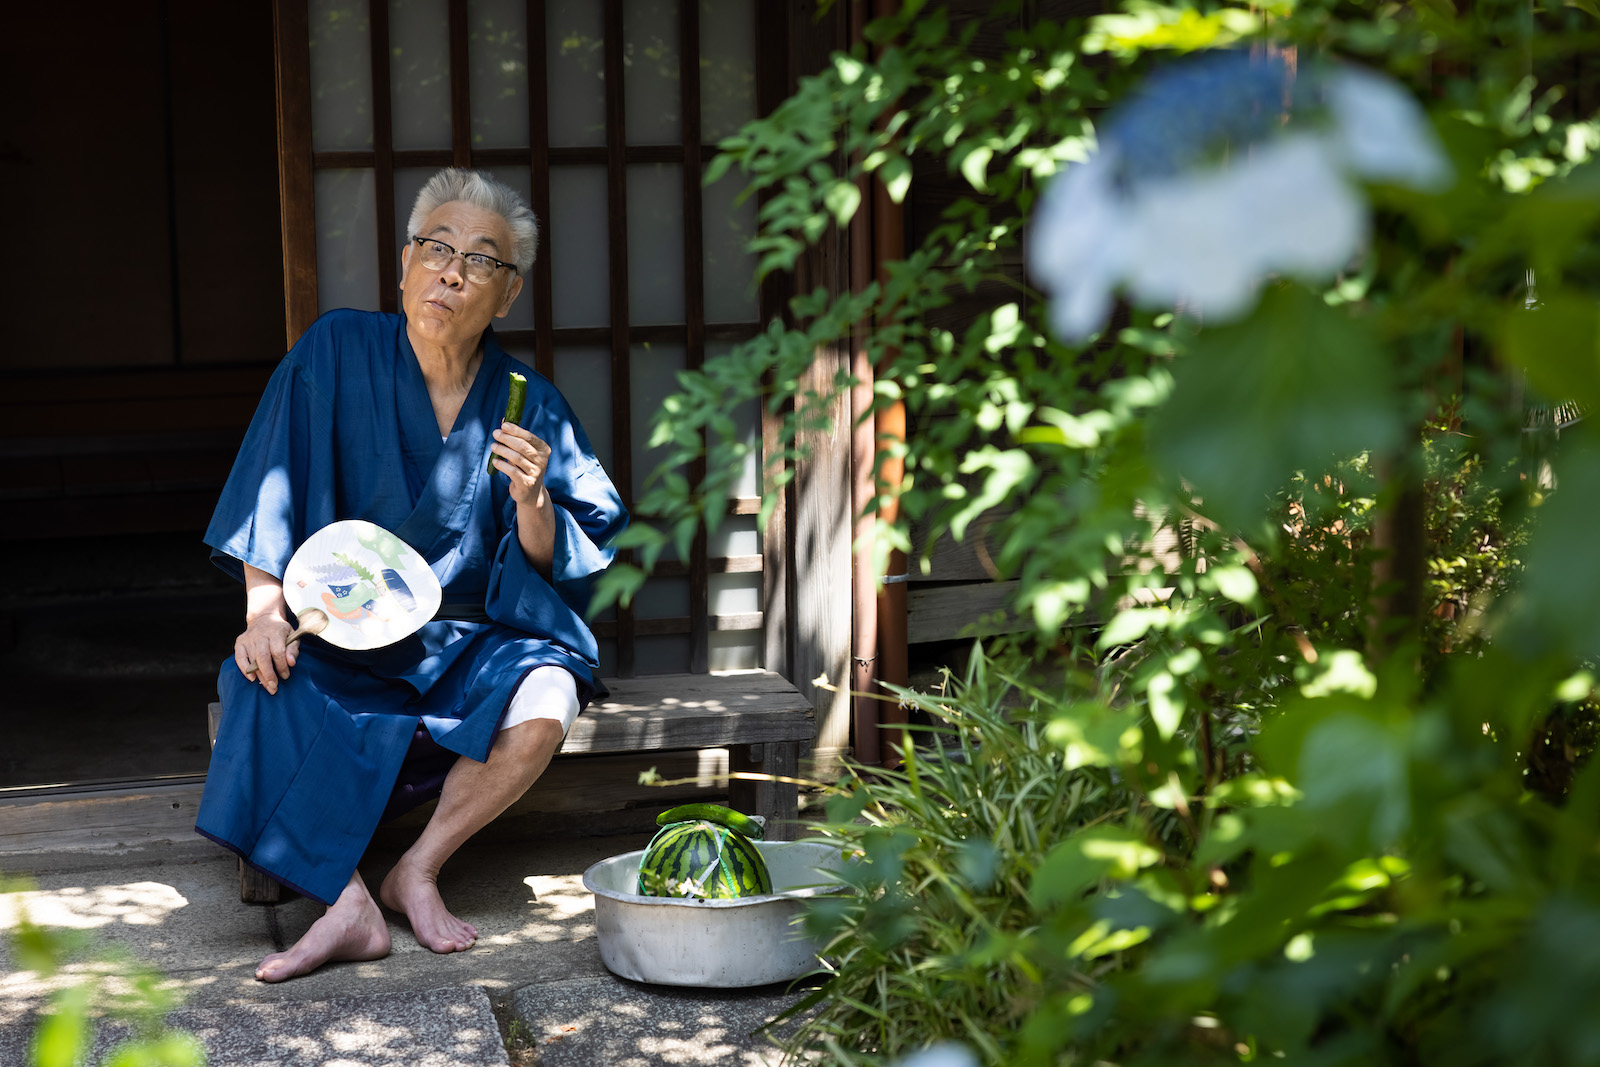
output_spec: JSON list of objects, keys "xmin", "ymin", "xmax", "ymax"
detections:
[
  {"xmin": 256, "ymin": 875, "xmax": 390, "ymax": 983},
  {"xmin": 379, "ymin": 857, "xmax": 478, "ymax": 953}
]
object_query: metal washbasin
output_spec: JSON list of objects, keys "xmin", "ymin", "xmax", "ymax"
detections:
[{"xmin": 582, "ymin": 840, "xmax": 850, "ymax": 987}]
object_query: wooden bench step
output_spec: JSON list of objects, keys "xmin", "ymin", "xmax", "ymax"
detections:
[
  {"xmin": 206, "ymin": 671, "xmax": 815, "ymax": 753},
  {"xmin": 567, "ymin": 672, "xmax": 815, "ymax": 752}
]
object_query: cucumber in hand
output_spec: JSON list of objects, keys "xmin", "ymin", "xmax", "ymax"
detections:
[{"xmin": 488, "ymin": 371, "xmax": 528, "ymax": 474}]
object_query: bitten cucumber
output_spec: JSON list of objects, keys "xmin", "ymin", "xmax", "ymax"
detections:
[
  {"xmin": 488, "ymin": 371, "xmax": 529, "ymax": 474},
  {"xmin": 655, "ymin": 803, "xmax": 764, "ymax": 840}
]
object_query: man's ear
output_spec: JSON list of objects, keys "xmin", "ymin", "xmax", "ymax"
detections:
[
  {"xmin": 496, "ymin": 274, "xmax": 525, "ymax": 318},
  {"xmin": 398, "ymin": 242, "xmax": 411, "ymax": 290}
]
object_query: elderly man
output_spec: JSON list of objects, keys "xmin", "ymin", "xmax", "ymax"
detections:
[{"xmin": 197, "ymin": 168, "xmax": 626, "ymax": 982}]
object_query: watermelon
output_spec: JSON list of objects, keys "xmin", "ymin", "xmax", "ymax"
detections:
[{"xmin": 636, "ymin": 818, "xmax": 773, "ymax": 899}]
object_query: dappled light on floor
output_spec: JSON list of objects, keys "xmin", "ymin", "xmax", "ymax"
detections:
[
  {"xmin": 522, "ymin": 874, "xmax": 594, "ymax": 922},
  {"xmin": 0, "ymin": 881, "xmax": 189, "ymax": 931},
  {"xmin": 153, "ymin": 988, "xmax": 499, "ymax": 1066},
  {"xmin": 452, "ymin": 872, "xmax": 600, "ymax": 948},
  {"xmin": 1, "ymin": 984, "xmax": 505, "ymax": 1067},
  {"xmin": 513, "ymin": 974, "xmax": 805, "ymax": 1066}
]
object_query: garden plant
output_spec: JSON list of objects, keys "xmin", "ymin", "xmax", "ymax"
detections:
[
  {"xmin": 597, "ymin": 0, "xmax": 1600, "ymax": 1062},
  {"xmin": 5, "ymin": 881, "xmax": 205, "ymax": 1067}
]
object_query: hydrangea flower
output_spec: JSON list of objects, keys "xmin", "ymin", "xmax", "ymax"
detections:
[
  {"xmin": 1030, "ymin": 50, "xmax": 1452, "ymax": 341},
  {"xmin": 890, "ymin": 1043, "xmax": 980, "ymax": 1067}
]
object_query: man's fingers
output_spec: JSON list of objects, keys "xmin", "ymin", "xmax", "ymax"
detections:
[
  {"xmin": 235, "ymin": 617, "xmax": 296, "ymax": 691},
  {"xmin": 489, "ymin": 440, "xmax": 526, "ymax": 471},
  {"xmin": 252, "ymin": 652, "xmax": 280, "ymax": 691},
  {"xmin": 271, "ymin": 637, "xmax": 293, "ymax": 680},
  {"xmin": 498, "ymin": 419, "xmax": 543, "ymax": 441},
  {"xmin": 490, "ymin": 435, "xmax": 548, "ymax": 485},
  {"xmin": 494, "ymin": 425, "xmax": 550, "ymax": 454}
]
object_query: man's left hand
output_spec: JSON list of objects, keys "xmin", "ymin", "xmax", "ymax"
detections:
[{"xmin": 489, "ymin": 421, "xmax": 551, "ymax": 507}]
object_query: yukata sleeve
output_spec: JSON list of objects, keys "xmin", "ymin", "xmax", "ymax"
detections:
[
  {"xmin": 485, "ymin": 388, "xmax": 628, "ymax": 627},
  {"xmin": 203, "ymin": 325, "xmax": 338, "ymax": 583}
]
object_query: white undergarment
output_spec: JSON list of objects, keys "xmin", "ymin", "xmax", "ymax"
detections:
[
  {"xmin": 479, "ymin": 428, "xmax": 577, "ymax": 735},
  {"xmin": 500, "ymin": 664, "xmax": 581, "ymax": 735}
]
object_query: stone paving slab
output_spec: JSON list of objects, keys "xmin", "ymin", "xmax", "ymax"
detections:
[
  {"xmin": 0, "ymin": 834, "xmax": 647, "ymax": 1024},
  {"xmin": 1, "ymin": 830, "xmax": 835, "ymax": 1066},
  {"xmin": 0, "ymin": 985, "xmax": 509, "ymax": 1067},
  {"xmin": 509, "ymin": 974, "xmax": 813, "ymax": 1066}
]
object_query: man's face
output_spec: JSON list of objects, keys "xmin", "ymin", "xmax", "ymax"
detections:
[{"xmin": 400, "ymin": 199, "xmax": 524, "ymax": 352}]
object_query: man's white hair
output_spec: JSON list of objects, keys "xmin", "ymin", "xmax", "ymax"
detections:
[{"xmin": 407, "ymin": 168, "xmax": 538, "ymax": 277}]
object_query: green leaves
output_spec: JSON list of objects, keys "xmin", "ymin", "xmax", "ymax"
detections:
[
  {"xmin": 1505, "ymin": 435, "xmax": 1600, "ymax": 661},
  {"xmin": 103, "ymin": 1033, "xmax": 207, "ymax": 1067},
  {"xmin": 787, "ymin": 652, "xmax": 1125, "ymax": 1063},
  {"xmin": 1500, "ymin": 291, "xmax": 1600, "ymax": 410},
  {"xmin": 1150, "ymin": 284, "xmax": 1404, "ymax": 531},
  {"xmin": 619, "ymin": 6, "xmax": 1600, "ymax": 1065},
  {"xmin": 1206, "ymin": 565, "xmax": 1258, "ymax": 605},
  {"xmin": 30, "ymin": 986, "xmax": 90, "ymax": 1067},
  {"xmin": 822, "ymin": 179, "xmax": 862, "ymax": 226},
  {"xmin": 1032, "ymin": 828, "xmax": 1166, "ymax": 910},
  {"xmin": 1084, "ymin": 2, "xmax": 1264, "ymax": 57},
  {"xmin": 959, "ymin": 145, "xmax": 992, "ymax": 192},
  {"xmin": 8, "ymin": 897, "xmax": 207, "ymax": 1067},
  {"xmin": 1045, "ymin": 700, "xmax": 1144, "ymax": 770},
  {"xmin": 880, "ymin": 155, "xmax": 913, "ymax": 203}
]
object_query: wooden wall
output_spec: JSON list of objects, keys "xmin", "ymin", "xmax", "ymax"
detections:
[{"xmin": 1, "ymin": 1, "xmax": 284, "ymax": 540}]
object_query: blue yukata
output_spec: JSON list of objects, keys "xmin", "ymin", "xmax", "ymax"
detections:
[{"xmin": 196, "ymin": 309, "xmax": 627, "ymax": 905}]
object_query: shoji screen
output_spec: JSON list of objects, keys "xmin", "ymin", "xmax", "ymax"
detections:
[{"xmin": 277, "ymin": 0, "xmax": 768, "ymax": 676}]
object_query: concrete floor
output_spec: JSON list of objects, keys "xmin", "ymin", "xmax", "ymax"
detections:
[
  {"xmin": 0, "ymin": 532, "xmax": 834, "ymax": 1063},
  {"xmin": 0, "ymin": 832, "xmax": 817, "ymax": 1065}
]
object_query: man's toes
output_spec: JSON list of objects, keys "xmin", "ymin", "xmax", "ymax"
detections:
[
  {"xmin": 256, "ymin": 954, "xmax": 293, "ymax": 982},
  {"xmin": 430, "ymin": 931, "xmax": 473, "ymax": 953}
]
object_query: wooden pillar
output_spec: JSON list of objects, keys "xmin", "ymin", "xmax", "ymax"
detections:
[
  {"xmin": 787, "ymin": 0, "xmax": 854, "ymax": 764},
  {"xmin": 756, "ymin": 0, "xmax": 793, "ymax": 681},
  {"xmin": 729, "ymin": 742, "xmax": 801, "ymax": 842},
  {"xmin": 848, "ymin": 0, "xmax": 881, "ymax": 768},
  {"xmin": 272, "ymin": 0, "xmax": 317, "ymax": 347}
]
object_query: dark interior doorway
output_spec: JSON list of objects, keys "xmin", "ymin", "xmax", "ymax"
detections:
[
  {"xmin": 0, "ymin": 534, "xmax": 237, "ymax": 789},
  {"xmin": 1, "ymin": 1, "xmax": 284, "ymax": 790}
]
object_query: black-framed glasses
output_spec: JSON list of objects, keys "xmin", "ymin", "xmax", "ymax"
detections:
[{"xmin": 411, "ymin": 236, "xmax": 518, "ymax": 284}]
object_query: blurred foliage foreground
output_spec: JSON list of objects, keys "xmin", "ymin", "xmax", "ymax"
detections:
[
  {"xmin": 594, "ymin": 0, "xmax": 1600, "ymax": 1063},
  {"xmin": 4, "ymin": 886, "xmax": 204, "ymax": 1067}
]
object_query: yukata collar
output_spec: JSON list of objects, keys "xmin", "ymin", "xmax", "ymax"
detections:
[{"xmin": 394, "ymin": 318, "xmax": 501, "ymax": 561}]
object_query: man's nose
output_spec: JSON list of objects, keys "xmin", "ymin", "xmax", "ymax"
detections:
[{"xmin": 440, "ymin": 256, "xmax": 467, "ymax": 286}]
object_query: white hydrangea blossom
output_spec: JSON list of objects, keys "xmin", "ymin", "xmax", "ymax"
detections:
[
  {"xmin": 890, "ymin": 1043, "xmax": 981, "ymax": 1067},
  {"xmin": 1030, "ymin": 53, "xmax": 1452, "ymax": 342}
]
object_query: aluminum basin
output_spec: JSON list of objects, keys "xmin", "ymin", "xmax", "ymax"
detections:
[{"xmin": 582, "ymin": 840, "xmax": 848, "ymax": 988}]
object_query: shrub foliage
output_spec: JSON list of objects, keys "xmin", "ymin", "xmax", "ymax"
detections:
[{"xmin": 599, "ymin": 0, "xmax": 1600, "ymax": 1062}]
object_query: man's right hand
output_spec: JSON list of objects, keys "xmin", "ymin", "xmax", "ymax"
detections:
[
  {"xmin": 238, "ymin": 562, "xmax": 297, "ymax": 695},
  {"xmin": 235, "ymin": 613, "xmax": 297, "ymax": 695}
]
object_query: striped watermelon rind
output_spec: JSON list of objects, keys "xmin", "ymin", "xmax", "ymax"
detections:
[{"xmin": 635, "ymin": 819, "xmax": 774, "ymax": 899}]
